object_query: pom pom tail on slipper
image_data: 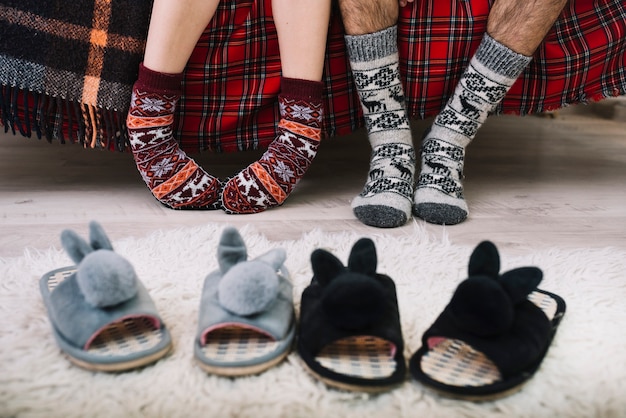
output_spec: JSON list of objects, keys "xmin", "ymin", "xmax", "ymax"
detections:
[
  {"xmin": 193, "ymin": 227, "xmax": 295, "ymax": 376},
  {"xmin": 409, "ymin": 241, "xmax": 566, "ymax": 401},
  {"xmin": 39, "ymin": 221, "xmax": 173, "ymax": 372},
  {"xmin": 297, "ymin": 238, "xmax": 406, "ymax": 392}
]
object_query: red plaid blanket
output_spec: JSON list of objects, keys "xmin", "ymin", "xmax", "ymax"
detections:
[{"xmin": 2, "ymin": 0, "xmax": 625, "ymax": 153}]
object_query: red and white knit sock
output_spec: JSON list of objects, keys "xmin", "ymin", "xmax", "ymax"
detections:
[
  {"xmin": 221, "ymin": 77, "xmax": 324, "ymax": 213},
  {"xmin": 127, "ymin": 63, "xmax": 221, "ymax": 209}
]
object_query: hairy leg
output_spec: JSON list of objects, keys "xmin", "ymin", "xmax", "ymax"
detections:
[
  {"xmin": 414, "ymin": 0, "xmax": 568, "ymax": 224},
  {"xmin": 488, "ymin": 0, "xmax": 569, "ymax": 56},
  {"xmin": 337, "ymin": 0, "xmax": 416, "ymax": 228},
  {"xmin": 338, "ymin": 0, "xmax": 398, "ymax": 35},
  {"xmin": 221, "ymin": 0, "xmax": 332, "ymax": 213},
  {"xmin": 127, "ymin": 0, "xmax": 222, "ymax": 209}
]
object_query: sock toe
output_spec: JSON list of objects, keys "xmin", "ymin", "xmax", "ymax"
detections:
[
  {"xmin": 353, "ymin": 205, "xmax": 408, "ymax": 228},
  {"xmin": 413, "ymin": 202, "xmax": 467, "ymax": 225}
]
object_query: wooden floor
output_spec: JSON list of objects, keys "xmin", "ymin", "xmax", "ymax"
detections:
[{"xmin": 1, "ymin": 104, "xmax": 625, "ymax": 258}]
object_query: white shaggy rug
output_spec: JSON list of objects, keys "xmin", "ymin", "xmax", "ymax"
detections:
[{"xmin": 1, "ymin": 222, "xmax": 625, "ymax": 418}]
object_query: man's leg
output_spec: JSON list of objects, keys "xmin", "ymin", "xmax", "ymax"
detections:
[
  {"xmin": 127, "ymin": 0, "xmax": 222, "ymax": 209},
  {"xmin": 414, "ymin": 0, "xmax": 568, "ymax": 224},
  {"xmin": 338, "ymin": 0, "xmax": 415, "ymax": 228},
  {"xmin": 221, "ymin": 0, "xmax": 331, "ymax": 213}
]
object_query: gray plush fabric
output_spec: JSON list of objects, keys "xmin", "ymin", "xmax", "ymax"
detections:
[
  {"xmin": 60, "ymin": 221, "xmax": 138, "ymax": 308},
  {"xmin": 76, "ymin": 251, "xmax": 138, "ymax": 308},
  {"xmin": 218, "ymin": 259, "xmax": 281, "ymax": 316}
]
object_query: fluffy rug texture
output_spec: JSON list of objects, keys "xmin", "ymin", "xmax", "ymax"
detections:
[{"xmin": 1, "ymin": 223, "xmax": 625, "ymax": 417}]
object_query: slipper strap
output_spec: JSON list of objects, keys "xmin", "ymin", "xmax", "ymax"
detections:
[
  {"xmin": 197, "ymin": 269, "xmax": 294, "ymax": 342},
  {"xmin": 422, "ymin": 298, "xmax": 553, "ymax": 379},
  {"xmin": 299, "ymin": 274, "xmax": 404, "ymax": 361},
  {"xmin": 43, "ymin": 270, "xmax": 161, "ymax": 349}
]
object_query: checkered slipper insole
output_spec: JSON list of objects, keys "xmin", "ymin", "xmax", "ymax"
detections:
[
  {"xmin": 315, "ymin": 335, "xmax": 399, "ymax": 382},
  {"xmin": 43, "ymin": 268, "xmax": 172, "ymax": 372},
  {"xmin": 196, "ymin": 325, "xmax": 290, "ymax": 376},
  {"xmin": 414, "ymin": 289, "xmax": 564, "ymax": 400}
]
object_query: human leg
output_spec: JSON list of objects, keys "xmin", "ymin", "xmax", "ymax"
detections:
[
  {"xmin": 127, "ymin": 0, "xmax": 222, "ymax": 209},
  {"xmin": 221, "ymin": 0, "xmax": 332, "ymax": 214},
  {"xmin": 337, "ymin": 0, "xmax": 415, "ymax": 228},
  {"xmin": 414, "ymin": 0, "xmax": 568, "ymax": 224}
]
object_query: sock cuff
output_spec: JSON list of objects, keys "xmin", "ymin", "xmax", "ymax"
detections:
[
  {"xmin": 135, "ymin": 63, "xmax": 183, "ymax": 95},
  {"xmin": 475, "ymin": 34, "xmax": 532, "ymax": 79},
  {"xmin": 344, "ymin": 25, "xmax": 398, "ymax": 63},
  {"xmin": 280, "ymin": 77, "xmax": 325, "ymax": 101}
]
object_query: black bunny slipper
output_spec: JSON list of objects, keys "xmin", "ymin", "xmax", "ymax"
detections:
[
  {"xmin": 409, "ymin": 241, "xmax": 566, "ymax": 400},
  {"xmin": 297, "ymin": 238, "xmax": 406, "ymax": 392}
]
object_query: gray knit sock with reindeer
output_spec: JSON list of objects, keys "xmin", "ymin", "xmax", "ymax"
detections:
[
  {"xmin": 346, "ymin": 25, "xmax": 415, "ymax": 228},
  {"xmin": 414, "ymin": 33, "xmax": 532, "ymax": 225}
]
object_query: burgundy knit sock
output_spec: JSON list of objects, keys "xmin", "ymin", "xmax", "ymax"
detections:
[
  {"xmin": 221, "ymin": 77, "xmax": 324, "ymax": 213},
  {"xmin": 127, "ymin": 64, "xmax": 221, "ymax": 209}
]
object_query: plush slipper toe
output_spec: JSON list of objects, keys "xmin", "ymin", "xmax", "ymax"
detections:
[
  {"xmin": 297, "ymin": 238, "xmax": 406, "ymax": 392},
  {"xmin": 194, "ymin": 227, "xmax": 295, "ymax": 376},
  {"xmin": 40, "ymin": 222, "xmax": 172, "ymax": 372},
  {"xmin": 409, "ymin": 241, "xmax": 566, "ymax": 400}
]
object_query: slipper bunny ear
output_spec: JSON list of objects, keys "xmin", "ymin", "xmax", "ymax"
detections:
[
  {"xmin": 311, "ymin": 249, "xmax": 345, "ymax": 286},
  {"xmin": 88, "ymin": 221, "xmax": 113, "ymax": 251},
  {"xmin": 347, "ymin": 238, "xmax": 377, "ymax": 277},
  {"xmin": 218, "ymin": 227, "xmax": 248, "ymax": 273},
  {"xmin": 256, "ymin": 248, "xmax": 287, "ymax": 271},
  {"xmin": 500, "ymin": 267, "xmax": 543, "ymax": 304},
  {"xmin": 468, "ymin": 240, "xmax": 501, "ymax": 278},
  {"xmin": 61, "ymin": 229, "xmax": 95, "ymax": 264}
]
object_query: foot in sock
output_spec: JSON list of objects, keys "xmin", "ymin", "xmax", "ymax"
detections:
[
  {"xmin": 127, "ymin": 64, "xmax": 221, "ymax": 209},
  {"xmin": 221, "ymin": 78, "xmax": 323, "ymax": 214},
  {"xmin": 414, "ymin": 33, "xmax": 532, "ymax": 225},
  {"xmin": 346, "ymin": 26, "xmax": 415, "ymax": 228}
]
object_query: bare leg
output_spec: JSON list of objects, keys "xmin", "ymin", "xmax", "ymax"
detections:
[
  {"xmin": 488, "ymin": 0, "xmax": 569, "ymax": 56},
  {"xmin": 336, "ymin": 0, "xmax": 416, "ymax": 228},
  {"xmin": 221, "ymin": 0, "xmax": 332, "ymax": 214},
  {"xmin": 127, "ymin": 0, "xmax": 222, "ymax": 209},
  {"xmin": 338, "ymin": 0, "xmax": 398, "ymax": 35},
  {"xmin": 414, "ymin": 0, "xmax": 568, "ymax": 225},
  {"xmin": 143, "ymin": 0, "xmax": 220, "ymax": 73},
  {"xmin": 273, "ymin": 0, "xmax": 331, "ymax": 81}
]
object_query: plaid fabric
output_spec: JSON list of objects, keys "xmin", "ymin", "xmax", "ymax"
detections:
[
  {"xmin": 0, "ymin": 0, "xmax": 151, "ymax": 149},
  {"xmin": 1, "ymin": 0, "xmax": 625, "ymax": 153},
  {"xmin": 178, "ymin": 0, "xmax": 626, "ymax": 153}
]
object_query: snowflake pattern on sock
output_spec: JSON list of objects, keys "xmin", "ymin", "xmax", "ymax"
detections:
[
  {"xmin": 221, "ymin": 95, "xmax": 323, "ymax": 213},
  {"xmin": 128, "ymin": 88, "xmax": 221, "ymax": 209}
]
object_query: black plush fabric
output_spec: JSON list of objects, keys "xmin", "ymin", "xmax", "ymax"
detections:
[{"xmin": 298, "ymin": 238, "xmax": 406, "ymax": 388}]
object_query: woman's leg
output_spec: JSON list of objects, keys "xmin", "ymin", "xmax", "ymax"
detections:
[
  {"xmin": 127, "ymin": 0, "xmax": 222, "ymax": 209},
  {"xmin": 221, "ymin": 0, "xmax": 332, "ymax": 214}
]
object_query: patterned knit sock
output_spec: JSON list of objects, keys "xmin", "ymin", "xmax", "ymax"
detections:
[
  {"xmin": 414, "ymin": 34, "xmax": 532, "ymax": 224},
  {"xmin": 127, "ymin": 64, "xmax": 221, "ymax": 209},
  {"xmin": 221, "ymin": 77, "xmax": 324, "ymax": 214},
  {"xmin": 346, "ymin": 26, "xmax": 415, "ymax": 228}
]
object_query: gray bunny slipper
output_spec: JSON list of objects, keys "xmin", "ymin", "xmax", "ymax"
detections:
[
  {"xmin": 40, "ymin": 221, "xmax": 172, "ymax": 372},
  {"xmin": 194, "ymin": 227, "xmax": 295, "ymax": 376}
]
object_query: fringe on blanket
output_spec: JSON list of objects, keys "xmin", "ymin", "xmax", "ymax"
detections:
[{"xmin": 0, "ymin": 86, "xmax": 128, "ymax": 151}]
